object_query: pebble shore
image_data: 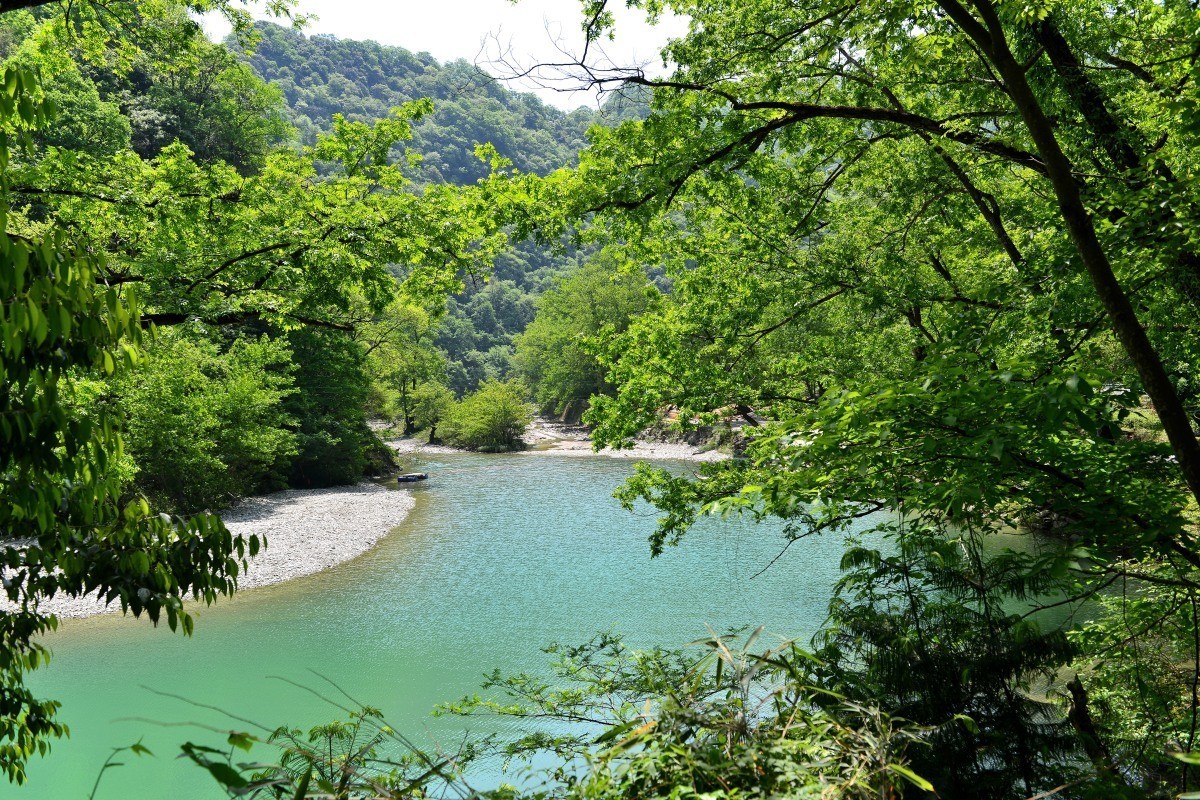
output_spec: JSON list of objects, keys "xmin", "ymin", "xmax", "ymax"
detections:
[
  {"xmin": 389, "ymin": 419, "xmax": 731, "ymax": 463},
  {"xmin": 523, "ymin": 438, "xmax": 728, "ymax": 461},
  {"xmin": 17, "ymin": 483, "xmax": 415, "ymax": 620}
]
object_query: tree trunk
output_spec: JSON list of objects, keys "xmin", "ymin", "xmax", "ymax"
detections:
[{"xmin": 938, "ymin": 0, "xmax": 1200, "ymax": 520}]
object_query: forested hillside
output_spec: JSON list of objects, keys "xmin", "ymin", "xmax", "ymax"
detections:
[
  {"xmin": 235, "ymin": 22, "xmax": 610, "ymax": 404},
  {"xmin": 240, "ymin": 22, "xmax": 596, "ymax": 185}
]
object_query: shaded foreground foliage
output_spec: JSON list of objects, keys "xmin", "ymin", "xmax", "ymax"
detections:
[{"xmin": 179, "ymin": 632, "xmax": 933, "ymax": 800}]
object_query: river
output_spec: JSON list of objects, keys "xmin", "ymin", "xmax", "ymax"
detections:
[{"xmin": 11, "ymin": 452, "xmax": 864, "ymax": 799}]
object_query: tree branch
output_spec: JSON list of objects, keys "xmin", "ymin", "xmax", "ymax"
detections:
[{"xmin": 141, "ymin": 311, "xmax": 354, "ymax": 332}]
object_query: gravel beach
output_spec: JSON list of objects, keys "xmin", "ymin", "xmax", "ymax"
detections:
[
  {"xmin": 523, "ymin": 438, "xmax": 729, "ymax": 461},
  {"xmin": 389, "ymin": 418, "xmax": 731, "ymax": 463},
  {"xmin": 14, "ymin": 483, "xmax": 416, "ymax": 620}
]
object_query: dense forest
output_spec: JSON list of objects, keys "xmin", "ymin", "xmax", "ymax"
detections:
[
  {"xmin": 6, "ymin": 0, "xmax": 1200, "ymax": 799},
  {"xmin": 238, "ymin": 21, "xmax": 619, "ymax": 402},
  {"xmin": 240, "ymin": 21, "xmax": 597, "ymax": 183}
]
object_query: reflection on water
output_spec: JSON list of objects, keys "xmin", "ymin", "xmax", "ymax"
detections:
[{"xmin": 14, "ymin": 453, "xmax": 865, "ymax": 799}]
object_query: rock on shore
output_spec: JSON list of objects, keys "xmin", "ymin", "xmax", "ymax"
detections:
[{"xmin": 14, "ymin": 483, "xmax": 416, "ymax": 620}]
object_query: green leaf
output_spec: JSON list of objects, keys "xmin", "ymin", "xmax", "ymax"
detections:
[
  {"xmin": 227, "ymin": 731, "xmax": 254, "ymax": 752},
  {"xmin": 887, "ymin": 763, "xmax": 934, "ymax": 791}
]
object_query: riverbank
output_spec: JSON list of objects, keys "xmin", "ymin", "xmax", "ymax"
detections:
[
  {"xmin": 389, "ymin": 418, "xmax": 731, "ymax": 463},
  {"xmin": 14, "ymin": 483, "xmax": 416, "ymax": 620},
  {"xmin": 28, "ymin": 422, "xmax": 722, "ymax": 617}
]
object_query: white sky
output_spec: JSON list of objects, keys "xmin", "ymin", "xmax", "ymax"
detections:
[{"xmin": 202, "ymin": 0, "xmax": 688, "ymax": 111}]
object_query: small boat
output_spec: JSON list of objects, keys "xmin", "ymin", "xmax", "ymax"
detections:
[{"xmin": 396, "ymin": 472, "xmax": 428, "ymax": 482}]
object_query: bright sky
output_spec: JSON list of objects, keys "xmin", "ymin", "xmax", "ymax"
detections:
[{"xmin": 202, "ymin": 0, "xmax": 688, "ymax": 111}]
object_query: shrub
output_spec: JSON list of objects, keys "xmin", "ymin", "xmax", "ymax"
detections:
[
  {"xmin": 115, "ymin": 330, "xmax": 297, "ymax": 512},
  {"xmin": 442, "ymin": 379, "xmax": 532, "ymax": 451}
]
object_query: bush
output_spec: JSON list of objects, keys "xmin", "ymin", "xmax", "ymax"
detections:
[
  {"xmin": 442, "ymin": 379, "xmax": 532, "ymax": 451},
  {"xmin": 286, "ymin": 328, "xmax": 386, "ymax": 487},
  {"xmin": 186, "ymin": 632, "xmax": 933, "ymax": 800},
  {"xmin": 115, "ymin": 330, "xmax": 297, "ymax": 512}
]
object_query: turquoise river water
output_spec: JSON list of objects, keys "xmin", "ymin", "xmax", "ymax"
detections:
[{"xmin": 11, "ymin": 452, "xmax": 866, "ymax": 799}]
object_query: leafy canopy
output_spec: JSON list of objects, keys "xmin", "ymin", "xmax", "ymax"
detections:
[{"xmin": 502, "ymin": 0, "xmax": 1200, "ymax": 795}]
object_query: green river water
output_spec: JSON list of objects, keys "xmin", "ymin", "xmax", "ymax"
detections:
[{"xmin": 11, "ymin": 452, "xmax": 865, "ymax": 799}]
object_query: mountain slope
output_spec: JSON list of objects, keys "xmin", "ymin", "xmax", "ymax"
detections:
[{"xmin": 240, "ymin": 22, "xmax": 598, "ymax": 184}]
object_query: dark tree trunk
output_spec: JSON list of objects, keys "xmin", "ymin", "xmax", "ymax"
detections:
[{"xmin": 936, "ymin": 0, "xmax": 1200, "ymax": 536}]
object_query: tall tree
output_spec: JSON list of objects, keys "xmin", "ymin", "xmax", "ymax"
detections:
[
  {"xmin": 515, "ymin": 253, "xmax": 651, "ymax": 420},
  {"xmin": 517, "ymin": 0, "xmax": 1200, "ymax": 795}
]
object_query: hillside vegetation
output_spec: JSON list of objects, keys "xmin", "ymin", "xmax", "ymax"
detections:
[
  {"xmin": 235, "ymin": 22, "xmax": 618, "ymax": 402},
  {"xmin": 241, "ymin": 21, "xmax": 597, "ymax": 185}
]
